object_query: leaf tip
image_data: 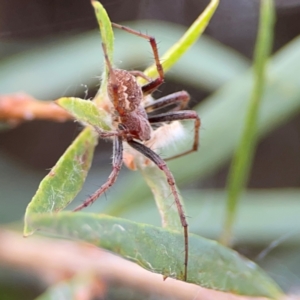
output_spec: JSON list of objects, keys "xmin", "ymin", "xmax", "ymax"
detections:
[
  {"xmin": 23, "ymin": 222, "xmax": 35, "ymax": 237},
  {"xmin": 91, "ymin": 0, "xmax": 100, "ymax": 11},
  {"xmin": 55, "ymin": 97, "xmax": 66, "ymax": 107}
]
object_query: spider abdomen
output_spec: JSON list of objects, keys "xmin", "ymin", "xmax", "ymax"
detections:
[{"xmin": 108, "ymin": 69, "xmax": 143, "ymax": 113}]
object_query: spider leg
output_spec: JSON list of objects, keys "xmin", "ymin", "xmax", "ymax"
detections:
[
  {"xmin": 94, "ymin": 127, "xmax": 119, "ymax": 138},
  {"xmin": 145, "ymin": 91, "xmax": 190, "ymax": 113},
  {"xmin": 129, "ymin": 70, "xmax": 151, "ymax": 82},
  {"xmin": 127, "ymin": 139, "xmax": 188, "ymax": 281},
  {"xmin": 112, "ymin": 22, "xmax": 164, "ymax": 95},
  {"xmin": 148, "ymin": 111, "xmax": 200, "ymax": 161},
  {"xmin": 73, "ymin": 135, "xmax": 123, "ymax": 212}
]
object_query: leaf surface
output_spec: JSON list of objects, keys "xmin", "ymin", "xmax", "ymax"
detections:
[
  {"xmin": 56, "ymin": 97, "xmax": 111, "ymax": 130},
  {"xmin": 28, "ymin": 212, "xmax": 282, "ymax": 298},
  {"xmin": 24, "ymin": 128, "xmax": 98, "ymax": 235}
]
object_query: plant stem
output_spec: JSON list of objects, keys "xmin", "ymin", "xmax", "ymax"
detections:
[{"xmin": 220, "ymin": 0, "xmax": 275, "ymax": 246}]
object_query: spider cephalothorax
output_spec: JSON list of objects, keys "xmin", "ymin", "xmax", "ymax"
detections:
[
  {"xmin": 73, "ymin": 22, "xmax": 201, "ymax": 281},
  {"xmin": 107, "ymin": 68, "xmax": 152, "ymax": 141}
]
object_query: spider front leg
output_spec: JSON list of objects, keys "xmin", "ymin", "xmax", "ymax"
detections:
[
  {"xmin": 145, "ymin": 91, "xmax": 190, "ymax": 113},
  {"xmin": 127, "ymin": 140, "xmax": 188, "ymax": 281},
  {"xmin": 112, "ymin": 22, "xmax": 164, "ymax": 95},
  {"xmin": 148, "ymin": 111, "xmax": 201, "ymax": 161},
  {"xmin": 73, "ymin": 135, "xmax": 123, "ymax": 212}
]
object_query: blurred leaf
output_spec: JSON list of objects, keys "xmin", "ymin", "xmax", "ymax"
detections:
[
  {"xmin": 0, "ymin": 23, "xmax": 249, "ymax": 98},
  {"xmin": 142, "ymin": 23, "xmax": 250, "ymax": 91},
  {"xmin": 56, "ymin": 97, "xmax": 111, "ymax": 130},
  {"xmin": 29, "ymin": 212, "xmax": 282, "ymax": 298},
  {"xmin": 259, "ymin": 248, "xmax": 300, "ymax": 291},
  {"xmin": 171, "ymin": 35, "xmax": 300, "ymax": 188},
  {"xmin": 0, "ymin": 40, "xmax": 36, "ymax": 59},
  {"xmin": 118, "ymin": 189, "xmax": 300, "ymax": 246},
  {"xmin": 221, "ymin": 0, "xmax": 275, "ymax": 245},
  {"xmin": 24, "ymin": 127, "xmax": 97, "ymax": 235},
  {"xmin": 35, "ymin": 273, "xmax": 103, "ymax": 300}
]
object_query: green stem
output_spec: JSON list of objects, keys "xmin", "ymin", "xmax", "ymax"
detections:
[{"xmin": 220, "ymin": 0, "xmax": 275, "ymax": 246}]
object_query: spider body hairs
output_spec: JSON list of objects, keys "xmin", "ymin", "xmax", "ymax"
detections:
[{"xmin": 73, "ymin": 22, "xmax": 201, "ymax": 282}]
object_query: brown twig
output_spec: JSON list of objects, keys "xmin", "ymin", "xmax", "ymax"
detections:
[
  {"xmin": 0, "ymin": 93, "xmax": 72, "ymax": 125},
  {"xmin": 0, "ymin": 229, "xmax": 295, "ymax": 300}
]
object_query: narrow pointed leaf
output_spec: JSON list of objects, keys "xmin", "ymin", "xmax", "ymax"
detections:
[
  {"xmin": 91, "ymin": 0, "xmax": 113, "ymax": 64},
  {"xmin": 24, "ymin": 128, "xmax": 98, "ymax": 236},
  {"xmin": 143, "ymin": 0, "xmax": 219, "ymax": 80},
  {"xmin": 91, "ymin": 0, "xmax": 114, "ymax": 103},
  {"xmin": 28, "ymin": 212, "xmax": 282, "ymax": 298},
  {"xmin": 56, "ymin": 97, "xmax": 111, "ymax": 130}
]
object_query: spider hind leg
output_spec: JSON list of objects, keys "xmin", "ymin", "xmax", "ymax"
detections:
[{"xmin": 127, "ymin": 139, "xmax": 188, "ymax": 281}]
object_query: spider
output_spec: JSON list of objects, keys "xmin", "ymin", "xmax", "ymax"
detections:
[{"xmin": 73, "ymin": 22, "xmax": 201, "ymax": 281}]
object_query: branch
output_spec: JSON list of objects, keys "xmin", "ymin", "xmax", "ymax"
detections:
[{"xmin": 0, "ymin": 93, "xmax": 72, "ymax": 125}]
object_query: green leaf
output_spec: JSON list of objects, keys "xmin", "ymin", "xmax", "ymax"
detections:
[
  {"xmin": 221, "ymin": 0, "xmax": 275, "ymax": 245},
  {"xmin": 143, "ymin": 0, "xmax": 219, "ymax": 80},
  {"xmin": 91, "ymin": 0, "xmax": 114, "ymax": 103},
  {"xmin": 139, "ymin": 164, "xmax": 184, "ymax": 231},
  {"xmin": 56, "ymin": 97, "xmax": 111, "ymax": 130},
  {"xmin": 119, "ymin": 189, "xmax": 300, "ymax": 245},
  {"xmin": 24, "ymin": 127, "xmax": 98, "ymax": 236},
  {"xmin": 91, "ymin": 0, "xmax": 113, "ymax": 65},
  {"xmin": 28, "ymin": 212, "xmax": 283, "ymax": 298}
]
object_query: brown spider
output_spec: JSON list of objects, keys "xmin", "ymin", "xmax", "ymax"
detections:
[{"xmin": 73, "ymin": 22, "xmax": 201, "ymax": 281}]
